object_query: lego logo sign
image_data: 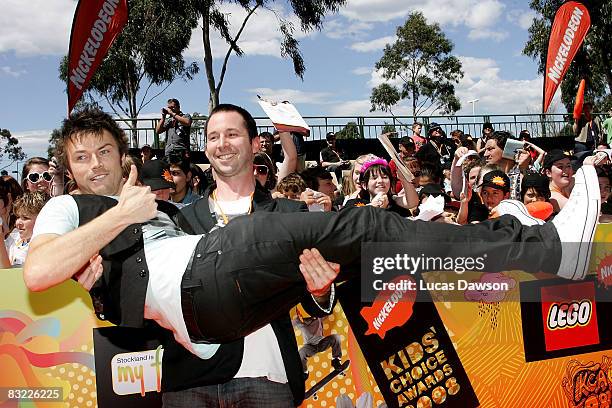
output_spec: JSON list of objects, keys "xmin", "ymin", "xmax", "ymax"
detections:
[
  {"xmin": 541, "ymin": 282, "xmax": 599, "ymax": 352},
  {"xmin": 547, "ymin": 300, "xmax": 592, "ymax": 329}
]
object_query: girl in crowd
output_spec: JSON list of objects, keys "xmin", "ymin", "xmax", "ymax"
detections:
[
  {"xmin": 344, "ymin": 157, "xmax": 418, "ymax": 216},
  {"xmin": 21, "ymin": 157, "xmax": 52, "ymax": 194},
  {"xmin": 6, "ymin": 191, "xmax": 49, "ymax": 265},
  {"xmin": 1, "ymin": 175, "xmax": 23, "ymax": 239},
  {"xmin": 341, "ymin": 154, "xmax": 374, "ymax": 203},
  {"xmin": 254, "ymin": 152, "xmax": 277, "ymax": 192},
  {"xmin": 521, "ymin": 173, "xmax": 551, "ymax": 205}
]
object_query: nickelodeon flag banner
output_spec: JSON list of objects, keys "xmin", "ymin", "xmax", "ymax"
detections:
[
  {"xmin": 542, "ymin": 1, "xmax": 590, "ymax": 113},
  {"xmin": 67, "ymin": 0, "xmax": 128, "ymax": 113}
]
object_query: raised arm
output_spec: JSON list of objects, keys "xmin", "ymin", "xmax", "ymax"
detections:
[
  {"xmin": 277, "ymin": 131, "xmax": 298, "ymax": 182},
  {"xmin": 174, "ymin": 113, "xmax": 192, "ymax": 127},
  {"xmin": 451, "ymin": 147, "xmax": 469, "ymax": 198},
  {"xmin": 394, "ymin": 172, "xmax": 419, "ymax": 209},
  {"xmin": 23, "ymin": 166, "xmax": 157, "ymax": 292},
  {"xmin": 155, "ymin": 108, "xmax": 169, "ymax": 134}
]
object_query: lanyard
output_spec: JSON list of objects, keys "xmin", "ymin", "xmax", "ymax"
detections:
[{"xmin": 211, "ymin": 190, "xmax": 254, "ymax": 225}]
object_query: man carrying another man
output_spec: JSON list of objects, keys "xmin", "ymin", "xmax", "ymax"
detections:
[{"xmin": 25, "ymin": 105, "xmax": 604, "ymax": 407}]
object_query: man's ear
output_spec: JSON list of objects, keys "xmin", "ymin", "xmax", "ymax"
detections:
[
  {"xmin": 252, "ymin": 136, "xmax": 260, "ymax": 154},
  {"xmin": 545, "ymin": 168, "xmax": 552, "ymax": 178},
  {"xmin": 504, "ymin": 192, "xmax": 510, "ymax": 200}
]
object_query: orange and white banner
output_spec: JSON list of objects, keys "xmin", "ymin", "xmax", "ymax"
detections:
[
  {"xmin": 543, "ymin": 1, "xmax": 590, "ymax": 113},
  {"xmin": 67, "ymin": 0, "xmax": 128, "ymax": 113}
]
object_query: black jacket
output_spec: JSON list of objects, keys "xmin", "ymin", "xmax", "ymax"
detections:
[
  {"xmin": 161, "ymin": 183, "xmax": 335, "ymax": 406},
  {"xmin": 76, "ymin": 195, "xmax": 191, "ymax": 327}
]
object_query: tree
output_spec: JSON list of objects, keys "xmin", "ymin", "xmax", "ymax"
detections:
[
  {"xmin": 0, "ymin": 129, "xmax": 27, "ymax": 169},
  {"xmin": 335, "ymin": 122, "xmax": 362, "ymax": 139},
  {"xmin": 48, "ymin": 129, "xmax": 61, "ymax": 160},
  {"xmin": 370, "ymin": 12, "xmax": 463, "ymax": 118},
  {"xmin": 59, "ymin": 0, "xmax": 200, "ymax": 146},
  {"xmin": 523, "ymin": 0, "xmax": 612, "ymax": 112},
  {"xmin": 381, "ymin": 122, "xmax": 397, "ymax": 135},
  {"xmin": 196, "ymin": 0, "xmax": 346, "ymax": 112},
  {"xmin": 189, "ymin": 112, "xmax": 207, "ymax": 151}
]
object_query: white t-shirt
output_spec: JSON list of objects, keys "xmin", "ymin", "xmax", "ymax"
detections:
[
  {"xmin": 31, "ymin": 195, "xmax": 220, "ymax": 359},
  {"xmin": 5, "ymin": 229, "xmax": 28, "ymax": 266},
  {"xmin": 208, "ymin": 196, "xmax": 288, "ymax": 384}
]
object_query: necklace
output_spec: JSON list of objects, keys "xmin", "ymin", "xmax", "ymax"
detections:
[
  {"xmin": 211, "ymin": 190, "xmax": 254, "ymax": 225},
  {"xmin": 550, "ymin": 184, "xmax": 570, "ymax": 199}
]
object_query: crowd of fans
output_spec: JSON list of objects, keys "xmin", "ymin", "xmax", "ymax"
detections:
[
  {"xmin": 2, "ymin": 107, "xmax": 611, "ymax": 270},
  {"xmin": 213, "ymin": 118, "xmax": 611, "ymax": 228},
  {"xmin": 9, "ymin": 102, "xmax": 611, "ymax": 408}
]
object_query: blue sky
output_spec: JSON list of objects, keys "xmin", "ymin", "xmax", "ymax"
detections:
[{"xmin": 0, "ymin": 0, "xmax": 559, "ymax": 170}]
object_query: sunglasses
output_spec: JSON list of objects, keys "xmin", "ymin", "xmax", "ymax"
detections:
[
  {"xmin": 253, "ymin": 165, "xmax": 269, "ymax": 176},
  {"xmin": 27, "ymin": 171, "xmax": 52, "ymax": 183}
]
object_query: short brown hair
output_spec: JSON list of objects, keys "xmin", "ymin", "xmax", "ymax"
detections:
[
  {"xmin": 276, "ymin": 173, "xmax": 306, "ymax": 196},
  {"xmin": 13, "ymin": 191, "xmax": 50, "ymax": 218},
  {"xmin": 55, "ymin": 108, "xmax": 128, "ymax": 171}
]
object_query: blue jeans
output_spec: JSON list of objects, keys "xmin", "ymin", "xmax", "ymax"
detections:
[{"xmin": 162, "ymin": 377, "xmax": 294, "ymax": 407}]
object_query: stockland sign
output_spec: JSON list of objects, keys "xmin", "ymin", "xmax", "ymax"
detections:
[{"xmin": 111, "ymin": 346, "xmax": 163, "ymax": 396}]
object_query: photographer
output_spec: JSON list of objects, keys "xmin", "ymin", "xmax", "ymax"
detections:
[{"xmin": 155, "ymin": 98, "xmax": 192, "ymax": 160}]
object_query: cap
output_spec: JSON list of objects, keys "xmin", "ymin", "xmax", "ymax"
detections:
[
  {"xmin": 542, "ymin": 149, "xmax": 576, "ymax": 170},
  {"xmin": 521, "ymin": 172, "xmax": 549, "ymax": 190},
  {"xmin": 141, "ymin": 160, "xmax": 174, "ymax": 191},
  {"xmin": 427, "ymin": 122, "xmax": 443, "ymax": 136},
  {"xmin": 141, "ymin": 144, "xmax": 151, "ymax": 150},
  {"xmin": 326, "ymin": 132, "xmax": 336, "ymax": 141},
  {"xmin": 480, "ymin": 170, "xmax": 510, "ymax": 193}
]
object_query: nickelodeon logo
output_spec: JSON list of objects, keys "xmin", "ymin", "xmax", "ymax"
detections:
[
  {"xmin": 547, "ymin": 300, "xmax": 592, "ymax": 330},
  {"xmin": 111, "ymin": 346, "xmax": 163, "ymax": 396}
]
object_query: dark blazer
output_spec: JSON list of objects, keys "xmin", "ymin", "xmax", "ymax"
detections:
[
  {"xmin": 75, "ymin": 195, "xmax": 192, "ymax": 327},
  {"xmin": 161, "ymin": 183, "xmax": 335, "ymax": 406}
]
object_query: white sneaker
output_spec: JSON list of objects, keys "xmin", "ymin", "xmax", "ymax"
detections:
[
  {"xmin": 495, "ymin": 200, "xmax": 545, "ymax": 226},
  {"xmin": 552, "ymin": 166, "xmax": 601, "ymax": 280}
]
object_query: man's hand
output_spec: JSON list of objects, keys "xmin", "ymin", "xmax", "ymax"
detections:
[
  {"xmin": 161, "ymin": 107, "xmax": 168, "ymax": 117},
  {"xmin": 370, "ymin": 192, "xmax": 389, "ymax": 208},
  {"xmin": 115, "ymin": 165, "xmax": 157, "ymax": 224},
  {"xmin": 583, "ymin": 151, "xmax": 611, "ymax": 166},
  {"xmin": 299, "ymin": 248, "xmax": 339, "ymax": 298},
  {"xmin": 455, "ymin": 146, "xmax": 469, "ymax": 159},
  {"xmin": 74, "ymin": 254, "xmax": 103, "ymax": 291},
  {"xmin": 300, "ymin": 189, "xmax": 316, "ymax": 206},
  {"xmin": 317, "ymin": 194, "xmax": 332, "ymax": 212}
]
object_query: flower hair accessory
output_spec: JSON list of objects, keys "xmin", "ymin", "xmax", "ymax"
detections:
[
  {"xmin": 162, "ymin": 169, "xmax": 174, "ymax": 183},
  {"xmin": 360, "ymin": 157, "xmax": 389, "ymax": 174}
]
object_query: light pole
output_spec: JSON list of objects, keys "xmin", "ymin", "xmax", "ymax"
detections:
[{"xmin": 468, "ymin": 99, "xmax": 479, "ymax": 124}]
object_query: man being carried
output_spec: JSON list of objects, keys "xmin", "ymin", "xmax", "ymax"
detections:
[{"xmin": 25, "ymin": 107, "xmax": 602, "ymax": 360}]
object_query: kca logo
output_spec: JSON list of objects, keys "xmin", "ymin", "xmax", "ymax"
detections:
[
  {"xmin": 562, "ymin": 357, "xmax": 612, "ymax": 408},
  {"xmin": 541, "ymin": 282, "xmax": 599, "ymax": 352},
  {"xmin": 111, "ymin": 346, "xmax": 163, "ymax": 396}
]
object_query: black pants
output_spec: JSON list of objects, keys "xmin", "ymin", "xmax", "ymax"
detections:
[{"xmin": 180, "ymin": 206, "xmax": 561, "ymax": 343}]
